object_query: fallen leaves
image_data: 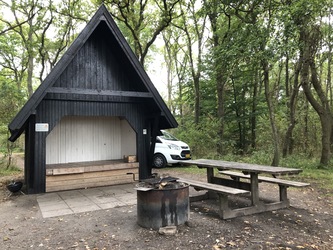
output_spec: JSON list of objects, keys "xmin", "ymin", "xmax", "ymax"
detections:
[{"xmin": 3, "ymin": 236, "xmax": 10, "ymax": 241}]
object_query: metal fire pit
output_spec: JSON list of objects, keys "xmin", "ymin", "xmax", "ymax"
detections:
[{"xmin": 136, "ymin": 176, "xmax": 189, "ymax": 229}]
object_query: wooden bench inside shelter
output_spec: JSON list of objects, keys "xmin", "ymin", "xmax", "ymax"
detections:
[{"xmin": 46, "ymin": 160, "xmax": 139, "ymax": 192}]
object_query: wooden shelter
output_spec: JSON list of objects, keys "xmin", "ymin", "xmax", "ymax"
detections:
[{"xmin": 8, "ymin": 5, "xmax": 177, "ymax": 194}]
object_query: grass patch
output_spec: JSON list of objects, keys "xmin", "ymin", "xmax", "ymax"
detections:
[
  {"xmin": 279, "ymin": 155, "xmax": 333, "ymax": 191},
  {"xmin": 300, "ymin": 169, "xmax": 333, "ymax": 190},
  {"xmin": 226, "ymin": 154, "xmax": 333, "ymax": 191},
  {"xmin": 159, "ymin": 165, "xmax": 207, "ymax": 175},
  {"xmin": 0, "ymin": 153, "xmax": 24, "ymax": 178},
  {"xmin": 0, "ymin": 165, "xmax": 22, "ymax": 177}
]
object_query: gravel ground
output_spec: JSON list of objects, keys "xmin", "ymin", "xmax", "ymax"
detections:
[{"xmin": 0, "ymin": 160, "xmax": 332, "ymax": 249}]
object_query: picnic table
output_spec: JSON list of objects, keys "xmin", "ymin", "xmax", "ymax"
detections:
[{"xmin": 180, "ymin": 159, "xmax": 310, "ymax": 219}]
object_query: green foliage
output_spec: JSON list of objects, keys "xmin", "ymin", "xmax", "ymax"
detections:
[
  {"xmin": 0, "ymin": 163, "xmax": 22, "ymax": 177},
  {"xmin": 173, "ymin": 0, "xmax": 333, "ymax": 166},
  {"xmin": 0, "ymin": 79, "xmax": 25, "ymax": 165},
  {"xmin": 172, "ymin": 117, "xmax": 219, "ymax": 159},
  {"xmin": 273, "ymin": 154, "xmax": 333, "ymax": 190},
  {"xmin": 1, "ymin": 0, "xmax": 333, "ymax": 169},
  {"xmin": 96, "ymin": 0, "xmax": 179, "ymax": 65}
]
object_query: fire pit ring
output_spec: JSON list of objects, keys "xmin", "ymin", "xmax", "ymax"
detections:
[{"xmin": 136, "ymin": 180, "xmax": 189, "ymax": 229}]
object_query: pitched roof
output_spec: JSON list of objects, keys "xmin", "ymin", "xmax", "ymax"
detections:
[{"xmin": 8, "ymin": 4, "xmax": 177, "ymax": 141}]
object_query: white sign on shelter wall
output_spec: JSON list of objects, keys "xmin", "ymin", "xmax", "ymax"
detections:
[{"xmin": 35, "ymin": 123, "xmax": 49, "ymax": 132}]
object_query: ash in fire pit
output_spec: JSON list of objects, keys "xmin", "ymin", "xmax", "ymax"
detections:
[
  {"xmin": 135, "ymin": 175, "xmax": 185, "ymax": 191},
  {"xmin": 136, "ymin": 175, "xmax": 189, "ymax": 229}
]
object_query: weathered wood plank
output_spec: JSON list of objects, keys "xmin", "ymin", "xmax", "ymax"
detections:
[
  {"xmin": 46, "ymin": 171, "xmax": 138, "ymax": 192},
  {"xmin": 46, "ymin": 160, "xmax": 139, "ymax": 176},
  {"xmin": 182, "ymin": 159, "xmax": 303, "ymax": 175},
  {"xmin": 46, "ymin": 168, "xmax": 138, "ymax": 181},
  {"xmin": 46, "ymin": 176, "xmax": 135, "ymax": 192},
  {"xmin": 46, "ymin": 173, "xmax": 135, "ymax": 186},
  {"xmin": 177, "ymin": 178, "xmax": 249, "ymax": 195},
  {"xmin": 47, "ymin": 87, "xmax": 153, "ymax": 98},
  {"xmin": 219, "ymin": 171, "xmax": 310, "ymax": 187}
]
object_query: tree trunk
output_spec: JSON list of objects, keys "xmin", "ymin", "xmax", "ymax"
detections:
[
  {"xmin": 216, "ymin": 72, "xmax": 225, "ymax": 155},
  {"xmin": 27, "ymin": 18, "xmax": 34, "ymax": 97},
  {"xmin": 251, "ymin": 69, "xmax": 259, "ymax": 150},
  {"xmin": 193, "ymin": 75, "xmax": 200, "ymax": 124},
  {"xmin": 319, "ymin": 114, "xmax": 332, "ymax": 165},
  {"xmin": 205, "ymin": 0, "xmax": 226, "ymax": 155},
  {"xmin": 262, "ymin": 56, "xmax": 280, "ymax": 166},
  {"xmin": 283, "ymin": 61, "xmax": 301, "ymax": 157},
  {"xmin": 299, "ymin": 25, "xmax": 333, "ymax": 166}
]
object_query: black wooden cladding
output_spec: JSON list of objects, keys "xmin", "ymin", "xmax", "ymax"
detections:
[
  {"xmin": 9, "ymin": 5, "xmax": 177, "ymax": 139},
  {"xmin": 47, "ymin": 87, "xmax": 153, "ymax": 98},
  {"xmin": 24, "ymin": 100, "xmax": 149, "ymax": 194},
  {"xmin": 54, "ymin": 21, "xmax": 146, "ymax": 93},
  {"xmin": 8, "ymin": 4, "xmax": 177, "ymax": 194}
]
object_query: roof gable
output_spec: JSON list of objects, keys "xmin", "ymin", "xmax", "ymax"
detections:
[
  {"xmin": 8, "ymin": 4, "xmax": 177, "ymax": 141},
  {"xmin": 53, "ymin": 21, "xmax": 148, "ymax": 92}
]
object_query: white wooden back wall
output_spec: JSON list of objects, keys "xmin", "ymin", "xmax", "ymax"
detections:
[{"xmin": 46, "ymin": 116, "xmax": 136, "ymax": 164}]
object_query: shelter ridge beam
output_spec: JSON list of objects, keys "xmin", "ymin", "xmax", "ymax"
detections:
[{"xmin": 47, "ymin": 87, "xmax": 153, "ymax": 98}]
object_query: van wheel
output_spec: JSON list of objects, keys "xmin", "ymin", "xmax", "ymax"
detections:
[{"xmin": 153, "ymin": 154, "xmax": 167, "ymax": 168}]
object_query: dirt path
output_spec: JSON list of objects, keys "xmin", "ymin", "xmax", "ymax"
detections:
[{"xmin": 0, "ymin": 166, "xmax": 332, "ymax": 249}]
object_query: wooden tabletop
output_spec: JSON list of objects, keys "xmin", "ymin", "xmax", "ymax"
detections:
[{"xmin": 182, "ymin": 159, "xmax": 302, "ymax": 175}]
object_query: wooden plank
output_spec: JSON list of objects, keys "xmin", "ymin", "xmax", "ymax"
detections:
[
  {"xmin": 182, "ymin": 159, "xmax": 303, "ymax": 175},
  {"xmin": 46, "ymin": 177, "xmax": 135, "ymax": 192},
  {"xmin": 46, "ymin": 168, "xmax": 139, "ymax": 182},
  {"xmin": 250, "ymin": 172, "xmax": 259, "ymax": 206},
  {"xmin": 46, "ymin": 174, "xmax": 135, "ymax": 187},
  {"xmin": 83, "ymin": 162, "xmax": 138, "ymax": 173},
  {"xmin": 218, "ymin": 200, "xmax": 290, "ymax": 220},
  {"xmin": 219, "ymin": 171, "xmax": 310, "ymax": 187},
  {"xmin": 52, "ymin": 167, "xmax": 84, "ymax": 175},
  {"xmin": 123, "ymin": 155, "xmax": 137, "ymax": 163},
  {"xmin": 46, "ymin": 160, "xmax": 139, "ymax": 175},
  {"xmin": 210, "ymin": 176, "xmax": 251, "ymax": 191},
  {"xmin": 44, "ymin": 93, "xmax": 148, "ymax": 103},
  {"xmin": 47, "ymin": 87, "xmax": 153, "ymax": 98},
  {"xmin": 46, "ymin": 172, "xmax": 137, "ymax": 192},
  {"xmin": 178, "ymin": 178, "xmax": 249, "ymax": 195}
]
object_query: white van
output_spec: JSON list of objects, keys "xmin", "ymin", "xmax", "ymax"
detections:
[{"xmin": 153, "ymin": 130, "xmax": 191, "ymax": 168}]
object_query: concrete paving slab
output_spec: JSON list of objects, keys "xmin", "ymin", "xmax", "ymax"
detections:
[
  {"xmin": 88, "ymin": 195, "xmax": 118, "ymax": 204},
  {"xmin": 71, "ymin": 204, "xmax": 101, "ymax": 213},
  {"xmin": 42, "ymin": 208, "xmax": 74, "ymax": 218},
  {"xmin": 58, "ymin": 190, "xmax": 85, "ymax": 200},
  {"xmin": 100, "ymin": 185, "xmax": 135, "ymax": 195},
  {"xmin": 97, "ymin": 200, "xmax": 127, "ymax": 209},
  {"xmin": 64, "ymin": 197, "xmax": 94, "ymax": 207},
  {"xmin": 79, "ymin": 188, "xmax": 105, "ymax": 197},
  {"xmin": 37, "ymin": 184, "xmax": 137, "ymax": 218},
  {"xmin": 37, "ymin": 193, "xmax": 63, "ymax": 202},
  {"xmin": 115, "ymin": 194, "xmax": 137, "ymax": 205},
  {"xmin": 37, "ymin": 197, "xmax": 64, "ymax": 206},
  {"xmin": 38, "ymin": 200, "xmax": 69, "ymax": 211}
]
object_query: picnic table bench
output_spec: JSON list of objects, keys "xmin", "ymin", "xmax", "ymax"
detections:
[
  {"xmin": 177, "ymin": 177, "xmax": 250, "ymax": 219},
  {"xmin": 181, "ymin": 159, "xmax": 310, "ymax": 219},
  {"xmin": 219, "ymin": 170, "xmax": 310, "ymax": 187}
]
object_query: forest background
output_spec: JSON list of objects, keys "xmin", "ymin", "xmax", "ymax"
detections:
[{"xmin": 1, "ymin": 0, "xmax": 333, "ymax": 184}]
